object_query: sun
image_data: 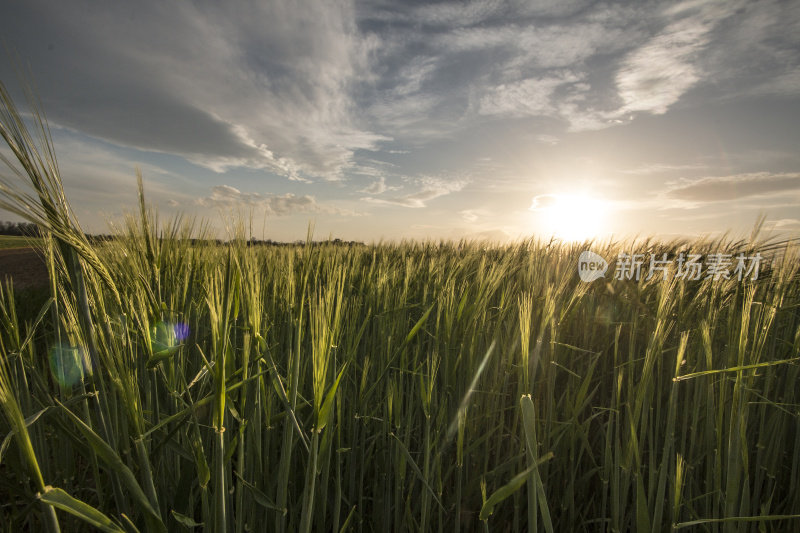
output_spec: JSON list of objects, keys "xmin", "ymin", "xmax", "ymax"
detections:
[{"xmin": 530, "ymin": 193, "xmax": 608, "ymax": 242}]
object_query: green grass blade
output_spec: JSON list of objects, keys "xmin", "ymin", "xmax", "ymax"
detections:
[{"xmin": 39, "ymin": 487, "xmax": 124, "ymax": 533}]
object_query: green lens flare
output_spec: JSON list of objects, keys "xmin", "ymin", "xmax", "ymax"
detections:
[{"xmin": 48, "ymin": 344, "xmax": 90, "ymax": 387}]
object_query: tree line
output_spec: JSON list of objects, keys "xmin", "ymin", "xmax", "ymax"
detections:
[
  {"xmin": 0, "ymin": 221, "xmax": 364, "ymax": 246},
  {"xmin": 0, "ymin": 220, "xmax": 42, "ymax": 237}
]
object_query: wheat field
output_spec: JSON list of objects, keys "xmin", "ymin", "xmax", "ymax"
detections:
[{"xmin": 1, "ymin": 84, "xmax": 800, "ymax": 532}]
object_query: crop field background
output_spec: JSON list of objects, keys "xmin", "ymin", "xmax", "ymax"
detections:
[
  {"xmin": 1, "ymin": 90, "xmax": 800, "ymax": 533},
  {"xmin": 0, "ymin": 235, "xmax": 42, "ymax": 249}
]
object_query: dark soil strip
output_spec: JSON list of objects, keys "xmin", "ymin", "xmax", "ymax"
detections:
[{"xmin": 0, "ymin": 247, "xmax": 49, "ymax": 290}]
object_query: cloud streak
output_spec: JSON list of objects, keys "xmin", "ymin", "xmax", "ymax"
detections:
[
  {"xmin": 478, "ymin": 71, "xmax": 582, "ymax": 117},
  {"xmin": 616, "ymin": 16, "xmax": 711, "ymax": 114},
  {"xmin": 359, "ymin": 176, "xmax": 399, "ymax": 195},
  {"xmin": 196, "ymin": 185, "xmax": 354, "ymax": 216},
  {"xmin": 362, "ymin": 178, "xmax": 466, "ymax": 208},
  {"xmin": 665, "ymin": 172, "xmax": 800, "ymax": 203}
]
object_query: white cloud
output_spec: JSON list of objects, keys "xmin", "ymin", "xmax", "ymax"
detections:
[
  {"xmin": 439, "ymin": 20, "xmax": 633, "ymax": 71},
  {"xmin": 616, "ymin": 1, "xmax": 746, "ymax": 115},
  {"xmin": 557, "ymin": 103, "xmax": 630, "ymax": 132},
  {"xmin": 1, "ymin": 0, "xmax": 386, "ymax": 181},
  {"xmin": 664, "ymin": 172, "xmax": 800, "ymax": 205},
  {"xmin": 460, "ymin": 209, "xmax": 479, "ymax": 222},
  {"xmin": 458, "ymin": 208, "xmax": 496, "ymax": 224},
  {"xmin": 391, "ymin": 56, "xmax": 439, "ymax": 97},
  {"xmin": 770, "ymin": 218, "xmax": 800, "ymax": 228},
  {"xmin": 529, "ymin": 194, "xmax": 559, "ymax": 211},
  {"xmin": 362, "ymin": 177, "xmax": 466, "ymax": 208},
  {"xmin": 535, "ymin": 134, "xmax": 559, "ymax": 145},
  {"xmin": 359, "ymin": 176, "xmax": 399, "ymax": 195},
  {"xmin": 196, "ymin": 185, "xmax": 355, "ymax": 216},
  {"xmin": 367, "ymin": 93, "xmax": 441, "ymax": 132},
  {"xmin": 620, "ymin": 163, "xmax": 709, "ymax": 175},
  {"xmin": 616, "ymin": 26, "xmax": 704, "ymax": 114},
  {"xmin": 414, "ymin": 0, "xmax": 506, "ymax": 27},
  {"xmin": 3, "ymin": 0, "xmax": 799, "ymax": 245},
  {"xmin": 478, "ymin": 71, "xmax": 581, "ymax": 117}
]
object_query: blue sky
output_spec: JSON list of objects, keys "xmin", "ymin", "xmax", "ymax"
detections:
[{"xmin": 1, "ymin": 0, "xmax": 799, "ymax": 242}]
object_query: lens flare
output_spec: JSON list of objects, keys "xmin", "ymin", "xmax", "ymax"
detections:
[
  {"xmin": 49, "ymin": 344, "xmax": 90, "ymax": 387},
  {"xmin": 150, "ymin": 321, "xmax": 190, "ymax": 353},
  {"xmin": 174, "ymin": 322, "xmax": 190, "ymax": 342}
]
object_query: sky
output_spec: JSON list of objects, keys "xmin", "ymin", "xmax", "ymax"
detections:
[{"xmin": 1, "ymin": 0, "xmax": 799, "ymax": 243}]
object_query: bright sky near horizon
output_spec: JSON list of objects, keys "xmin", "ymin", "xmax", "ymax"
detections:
[{"xmin": 1, "ymin": 0, "xmax": 799, "ymax": 242}]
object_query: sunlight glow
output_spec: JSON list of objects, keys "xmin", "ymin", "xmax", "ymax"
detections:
[{"xmin": 530, "ymin": 193, "xmax": 608, "ymax": 242}]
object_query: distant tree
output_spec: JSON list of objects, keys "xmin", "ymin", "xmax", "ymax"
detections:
[{"xmin": 0, "ymin": 220, "xmax": 41, "ymax": 237}]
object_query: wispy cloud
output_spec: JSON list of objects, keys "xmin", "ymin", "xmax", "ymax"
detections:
[
  {"xmin": 196, "ymin": 185, "xmax": 355, "ymax": 216},
  {"xmin": 529, "ymin": 194, "xmax": 559, "ymax": 210},
  {"xmin": 362, "ymin": 177, "xmax": 466, "ymax": 208},
  {"xmin": 535, "ymin": 134, "xmax": 560, "ymax": 145},
  {"xmin": 5, "ymin": 0, "xmax": 787, "ymax": 175},
  {"xmin": 706, "ymin": 0, "xmax": 800, "ymax": 99},
  {"xmin": 437, "ymin": 18, "xmax": 634, "ymax": 71},
  {"xmin": 478, "ymin": 71, "xmax": 582, "ymax": 117},
  {"xmin": 616, "ymin": 17, "xmax": 712, "ymax": 114},
  {"xmin": 460, "ymin": 209, "xmax": 480, "ymax": 223},
  {"xmin": 620, "ymin": 163, "xmax": 709, "ymax": 175},
  {"xmin": 413, "ymin": 0, "xmax": 506, "ymax": 28},
  {"xmin": 769, "ymin": 218, "xmax": 800, "ymax": 229},
  {"xmin": 665, "ymin": 172, "xmax": 800, "ymax": 204},
  {"xmin": 359, "ymin": 176, "xmax": 400, "ymax": 195},
  {"xmin": 613, "ymin": 0, "xmax": 799, "ymax": 116},
  {"xmin": 2, "ymin": 0, "xmax": 799, "ymax": 241},
  {"xmin": 2, "ymin": 0, "xmax": 385, "ymax": 181}
]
